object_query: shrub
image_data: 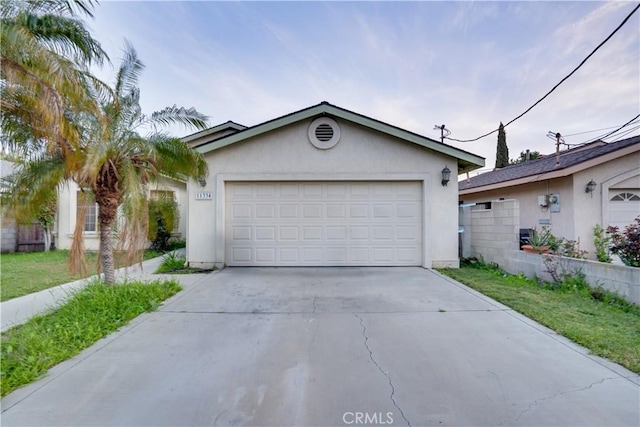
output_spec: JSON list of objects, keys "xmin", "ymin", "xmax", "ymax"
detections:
[
  {"xmin": 607, "ymin": 216, "xmax": 640, "ymax": 267},
  {"xmin": 156, "ymin": 251, "xmax": 186, "ymax": 273},
  {"xmin": 165, "ymin": 237, "xmax": 186, "ymax": 251},
  {"xmin": 593, "ymin": 224, "xmax": 612, "ymax": 263},
  {"xmin": 148, "ymin": 197, "xmax": 178, "ymax": 251}
]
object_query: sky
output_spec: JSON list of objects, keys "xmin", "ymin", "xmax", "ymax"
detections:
[{"xmin": 86, "ymin": 1, "xmax": 640, "ymax": 174}]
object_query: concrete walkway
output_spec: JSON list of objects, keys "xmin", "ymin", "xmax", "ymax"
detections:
[
  {"xmin": 1, "ymin": 251, "xmax": 179, "ymax": 332},
  {"xmin": 2, "ymin": 267, "xmax": 638, "ymax": 426}
]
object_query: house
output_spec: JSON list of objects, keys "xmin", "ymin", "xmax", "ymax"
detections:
[
  {"xmin": 184, "ymin": 101, "xmax": 484, "ymax": 269},
  {"xmin": 55, "ymin": 177, "xmax": 188, "ymax": 251},
  {"xmin": 459, "ymin": 135, "xmax": 640, "ymax": 259}
]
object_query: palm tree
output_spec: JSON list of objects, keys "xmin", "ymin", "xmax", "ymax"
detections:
[
  {"xmin": 4, "ymin": 44, "xmax": 209, "ymax": 285},
  {"xmin": 1, "ymin": 0, "xmax": 108, "ymax": 162},
  {"xmin": 73, "ymin": 44, "xmax": 209, "ymax": 284}
]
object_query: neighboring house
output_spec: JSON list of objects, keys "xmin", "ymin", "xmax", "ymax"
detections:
[
  {"xmin": 184, "ymin": 101, "xmax": 484, "ymax": 269},
  {"xmin": 55, "ymin": 176, "xmax": 188, "ymax": 251},
  {"xmin": 1, "ymin": 160, "xmax": 47, "ymax": 253},
  {"xmin": 459, "ymin": 135, "xmax": 640, "ymax": 259}
]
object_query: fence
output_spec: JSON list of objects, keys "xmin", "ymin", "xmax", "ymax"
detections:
[
  {"xmin": 460, "ymin": 199, "xmax": 639, "ymax": 305},
  {"xmin": 16, "ymin": 223, "xmax": 46, "ymax": 252}
]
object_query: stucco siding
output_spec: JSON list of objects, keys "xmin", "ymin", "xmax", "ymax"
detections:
[
  {"xmin": 188, "ymin": 118, "xmax": 460, "ymax": 268},
  {"xmin": 459, "ymin": 152, "xmax": 640, "ymax": 260},
  {"xmin": 57, "ymin": 178, "xmax": 188, "ymax": 251},
  {"xmin": 459, "ymin": 177, "xmax": 574, "ymax": 238},
  {"xmin": 574, "ymin": 154, "xmax": 640, "ymax": 256}
]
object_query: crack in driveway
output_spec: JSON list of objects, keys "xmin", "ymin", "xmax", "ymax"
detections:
[
  {"xmin": 512, "ymin": 376, "xmax": 620, "ymax": 424},
  {"xmin": 353, "ymin": 313, "xmax": 411, "ymax": 427}
]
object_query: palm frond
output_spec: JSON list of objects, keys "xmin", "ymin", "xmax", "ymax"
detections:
[
  {"xmin": 1, "ymin": 153, "xmax": 66, "ymax": 222},
  {"xmin": 114, "ymin": 40, "xmax": 144, "ymax": 100},
  {"xmin": 144, "ymin": 105, "xmax": 209, "ymax": 132}
]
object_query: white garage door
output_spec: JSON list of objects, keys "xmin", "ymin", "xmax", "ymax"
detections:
[
  {"xmin": 608, "ymin": 191, "xmax": 640, "ymax": 229},
  {"xmin": 225, "ymin": 181, "xmax": 423, "ymax": 266}
]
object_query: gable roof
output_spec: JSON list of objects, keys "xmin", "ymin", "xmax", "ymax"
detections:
[
  {"xmin": 192, "ymin": 102, "xmax": 485, "ymax": 173},
  {"xmin": 182, "ymin": 121, "xmax": 247, "ymax": 145},
  {"xmin": 459, "ymin": 135, "xmax": 640, "ymax": 194}
]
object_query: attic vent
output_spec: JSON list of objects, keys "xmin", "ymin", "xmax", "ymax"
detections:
[
  {"xmin": 308, "ymin": 117, "xmax": 341, "ymax": 150},
  {"xmin": 315, "ymin": 123, "xmax": 334, "ymax": 141}
]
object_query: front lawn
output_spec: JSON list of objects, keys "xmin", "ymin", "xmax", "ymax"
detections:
[
  {"xmin": 438, "ymin": 263, "xmax": 640, "ymax": 374},
  {"xmin": 1, "ymin": 279, "xmax": 181, "ymax": 396},
  {"xmin": 0, "ymin": 249, "xmax": 164, "ymax": 302}
]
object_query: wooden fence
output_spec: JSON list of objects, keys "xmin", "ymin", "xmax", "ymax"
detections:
[{"xmin": 16, "ymin": 223, "xmax": 46, "ymax": 252}]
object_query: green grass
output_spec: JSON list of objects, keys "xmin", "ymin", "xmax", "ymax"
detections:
[
  {"xmin": 0, "ymin": 249, "xmax": 164, "ymax": 302},
  {"xmin": 1, "ymin": 279, "xmax": 182, "ymax": 396},
  {"xmin": 438, "ymin": 263, "xmax": 640, "ymax": 374}
]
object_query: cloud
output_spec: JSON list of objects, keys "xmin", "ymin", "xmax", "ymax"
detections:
[{"xmin": 85, "ymin": 1, "xmax": 639, "ymax": 166}]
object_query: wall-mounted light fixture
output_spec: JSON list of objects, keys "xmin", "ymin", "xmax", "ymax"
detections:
[
  {"xmin": 441, "ymin": 166, "xmax": 451, "ymax": 187},
  {"xmin": 198, "ymin": 177, "xmax": 207, "ymax": 187},
  {"xmin": 585, "ymin": 179, "xmax": 596, "ymax": 197}
]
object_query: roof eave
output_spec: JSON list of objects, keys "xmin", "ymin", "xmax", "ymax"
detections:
[
  {"xmin": 196, "ymin": 103, "xmax": 485, "ymax": 169},
  {"xmin": 459, "ymin": 142, "xmax": 640, "ymax": 195},
  {"xmin": 182, "ymin": 121, "xmax": 247, "ymax": 143}
]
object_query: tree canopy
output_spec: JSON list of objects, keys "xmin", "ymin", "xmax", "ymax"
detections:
[
  {"xmin": 2, "ymin": 3, "xmax": 210, "ymax": 285},
  {"xmin": 495, "ymin": 122, "xmax": 509, "ymax": 168}
]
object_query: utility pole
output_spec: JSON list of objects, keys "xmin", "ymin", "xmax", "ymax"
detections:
[
  {"xmin": 433, "ymin": 124, "xmax": 451, "ymax": 143},
  {"xmin": 547, "ymin": 131, "xmax": 565, "ymax": 166}
]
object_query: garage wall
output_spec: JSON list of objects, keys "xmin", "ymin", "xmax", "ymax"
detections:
[
  {"xmin": 575, "ymin": 154, "xmax": 640, "ymax": 256},
  {"xmin": 187, "ymin": 118, "xmax": 460, "ymax": 268}
]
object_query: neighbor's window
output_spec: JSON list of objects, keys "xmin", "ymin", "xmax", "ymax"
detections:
[
  {"xmin": 471, "ymin": 201, "xmax": 492, "ymax": 211},
  {"xmin": 150, "ymin": 190, "xmax": 175, "ymax": 201},
  {"xmin": 77, "ymin": 191, "xmax": 97, "ymax": 232}
]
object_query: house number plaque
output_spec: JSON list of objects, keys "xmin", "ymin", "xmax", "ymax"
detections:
[{"xmin": 195, "ymin": 191, "xmax": 213, "ymax": 200}]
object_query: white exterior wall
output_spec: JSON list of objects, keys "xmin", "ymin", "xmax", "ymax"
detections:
[
  {"xmin": 56, "ymin": 178, "xmax": 188, "ymax": 251},
  {"xmin": 56, "ymin": 180, "xmax": 101, "ymax": 251},
  {"xmin": 573, "ymin": 154, "xmax": 640, "ymax": 256},
  {"xmin": 188, "ymin": 118, "xmax": 460, "ymax": 269}
]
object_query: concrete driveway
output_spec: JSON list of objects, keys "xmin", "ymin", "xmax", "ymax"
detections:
[{"xmin": 2, "ymin": 268, "xmax": 639, "ymax": 426}]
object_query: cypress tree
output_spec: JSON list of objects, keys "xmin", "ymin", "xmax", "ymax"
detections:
[{"xmin": 495, "ymin": 122, "xmax": 509, "ymax": 168}]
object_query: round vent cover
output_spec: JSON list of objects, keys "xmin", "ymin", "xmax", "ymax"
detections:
[{"xmin": 308, "ymin": 117, "xmax": 340, "ymax": 149}]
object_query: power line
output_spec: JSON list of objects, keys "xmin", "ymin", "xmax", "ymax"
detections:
[
  {"xmin": 563, "ymin": 120, "xmax": 640, "ymax": 137},
  {"xmin": 608, "ymin": 125, "xmax": 640, "ymax": 142},
  {"xmin": 445, "ymin": 2, "xmax": 640, "ymax": 143},
  {"xmin": 581, "ymin": 113, "xmax": 640, "ymax": 144}
]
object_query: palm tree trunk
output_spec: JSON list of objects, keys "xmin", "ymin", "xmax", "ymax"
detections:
[
  {"xmin": 100, "ymin": 220, "xmax": 116, "ymax": 285},
  {"xmin": 43, "ymin": 228, "xmax": 51, "ymax": 252}
]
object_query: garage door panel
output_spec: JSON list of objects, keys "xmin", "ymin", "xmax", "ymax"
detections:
[
  {"xmin": 608, "ymin": 191, "xmax": 640, "ymax": 229},
  {"xmin": 226, "ymin": 182, "xmax": 422, "ymax": 266}
]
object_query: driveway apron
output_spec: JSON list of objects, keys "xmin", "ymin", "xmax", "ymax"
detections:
[{"xmin": 1, "ymin": 267, "xmax": 638, "ymax": 426}]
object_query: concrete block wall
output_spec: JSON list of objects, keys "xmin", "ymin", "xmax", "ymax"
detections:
[
  {"xmin": 505, "ymin": 251, "xmax": 640, "ymax": 306},
  {"xmin": 464, "ymin": 199, "xmax": 520, "ymax": 267},
  {"xmin": 1, "ymin": 218, "xmax": 17, "ymax": 253}
]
